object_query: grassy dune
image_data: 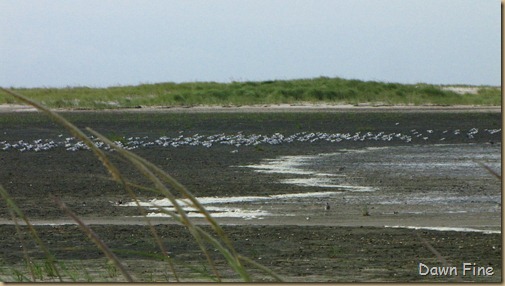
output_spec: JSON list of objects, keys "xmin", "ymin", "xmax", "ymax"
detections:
[{"xmin": 1, "ymin": 77, "xmax": 501, "ymax": 109}]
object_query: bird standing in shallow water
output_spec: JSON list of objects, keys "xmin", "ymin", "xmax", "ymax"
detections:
[{"xmin": 325, "ymin": 202, "xmax": 330, "ymax": 211}]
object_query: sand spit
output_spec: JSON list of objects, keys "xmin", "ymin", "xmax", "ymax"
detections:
[{"xmin": 0, "ymin": 103, "xmax": 500, "ymax": 113}]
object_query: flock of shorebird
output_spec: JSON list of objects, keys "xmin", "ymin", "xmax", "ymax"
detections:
[{"xmin": 0, "ymin": 128, "xmax": 500, "ymax": 152}]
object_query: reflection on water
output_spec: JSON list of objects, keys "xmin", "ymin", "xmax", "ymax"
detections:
[
  {"xmin": 118, "ymin": 143, "xmax": 500, "ymax": 233},
  {"xmin": 242, "ymin": 143, "xmax": 500, "ymax": 196},
  {"xmin": 239, "ymin": 143, "xmax": 501, "ymax": 232},
  {"xmin": 385, "ymin": 225, "xmax": 500, "ymax": 235},
  {"xmin": 123, "ymin": 191, "xmax": 342, "ymax": 220}
]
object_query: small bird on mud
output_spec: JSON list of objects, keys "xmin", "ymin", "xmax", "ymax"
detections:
[
  {"xmin": 325, "ymin": 202, "xmax": 331, "ymax": 211},
  {"xmin": 108, "ymin": 200, "xmax": 123, "ymax": 205}
]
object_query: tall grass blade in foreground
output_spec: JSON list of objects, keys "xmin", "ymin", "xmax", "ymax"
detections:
[
  {"xmin": 10, "ymin": 209, "xmax": 38, "ymax": 281},
  {"xmin": 86, "ymin": 128, "xmax": 254, "ymax": 281},
  {"xmin": 415, "ymin": 232, "xmax": 463, "ymax": 283},
  {"xmin": 0, "ymin": 185, "xmax": 62, "ymax": 282},
  {"xmin": 0, "ymin": 87, "xmax": 180, "ymax": 281},
  {"xmin": 52, "ymin": 196, "xmax": 133, "ymax": 282},
  {"xmin": 415, "ymin": 160, "xmax": 501, "ymax": 283},
  {"xmin": 0, "ymin": 87, "xmax": 282, "ymax": 282},
  {"xmin": 474, "ymin": 160, "xmax": 501, "ymax": 180}
]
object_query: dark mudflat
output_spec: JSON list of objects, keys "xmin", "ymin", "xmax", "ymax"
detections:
[{"xmin": 0, "ymin": 110, "xmax": 501, "ymax": 282}]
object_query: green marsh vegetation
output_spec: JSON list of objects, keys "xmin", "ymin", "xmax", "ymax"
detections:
[
  {"xmin": 0, "ymin": 88, "xmax": 283, "ymax": 282},
  {"xmin": 1, "ymin": 77, "xmax": 500, "ymax": 109}
]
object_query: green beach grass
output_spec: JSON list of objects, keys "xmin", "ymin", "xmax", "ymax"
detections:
[{"xmin": 1, "ymin": 77, "xmax": 501, "ymax": 109}]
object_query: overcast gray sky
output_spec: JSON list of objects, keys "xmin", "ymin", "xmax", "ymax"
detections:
[{"xmin": 0, "ymin": 0, "xmax": 500, "ymax": 88}]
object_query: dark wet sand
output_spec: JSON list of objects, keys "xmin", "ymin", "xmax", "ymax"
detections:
[{"xmin": 0, "ymin": 109, "xmax": 501, "ymax": 282}]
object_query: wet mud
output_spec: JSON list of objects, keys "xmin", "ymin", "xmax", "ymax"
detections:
[{"xmin": 0, "ymin": 110, "xmax": 501, "ymax": 282}]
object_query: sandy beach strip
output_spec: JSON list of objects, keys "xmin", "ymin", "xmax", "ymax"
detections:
[{"xmin": 0, "ymin": 103, "xmax": 501, "ymax": 113}]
